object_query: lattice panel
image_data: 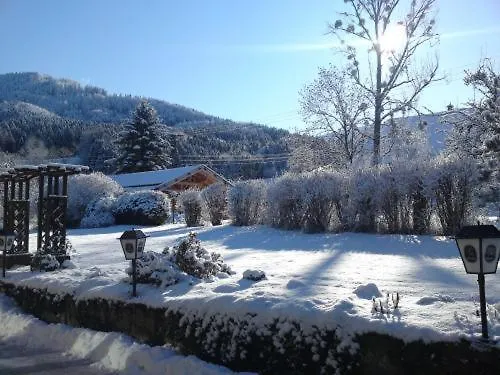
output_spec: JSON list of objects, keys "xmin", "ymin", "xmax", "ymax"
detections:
[
  {"xmin": 5, "ymin": 200, "xmax": 30, "ymax": 254},
  {"xmin": 40, "ymin": 195, "xmax": 68, "ymax": 255}
]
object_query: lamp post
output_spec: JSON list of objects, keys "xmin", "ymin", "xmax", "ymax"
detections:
[
  {"xmin": 0, "ymin": 230, "xmax": 15, "ymax": 278},
  {"xmin": 118, "ymin": 229, "xmax": 148, "ymax": 297},
  {"xmin": 455, "ymin": 224, "xmax": 500, "ymax": 340}
]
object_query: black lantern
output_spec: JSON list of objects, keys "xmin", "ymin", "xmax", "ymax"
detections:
[
  {"xmin": 0, "ymin": 230, "xmax": 15, "ymax": 278},
  {"xmin": 455, "ymin": 224, "xmax": 500, "ymax": 339},
  {"xmin": 118, "ymin": 229, "xmax": 148, "ymax": 296}
]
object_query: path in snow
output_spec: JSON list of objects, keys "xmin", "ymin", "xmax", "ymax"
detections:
[{"xmin": 0, "ymin": 341, "xmax": 116, "ymax": 375}]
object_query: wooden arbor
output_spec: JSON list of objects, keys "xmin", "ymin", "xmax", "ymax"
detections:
[
  {"xmin": 0, "ymin": 166, "xmax": 39, "ymax": 266},
  {"xmin": 37, "ymin": 164, "xmax": 88, "ymax": 258},
  {"xmin": 0, "ymin": 164, "xmax": 88, "ymax": 268}
]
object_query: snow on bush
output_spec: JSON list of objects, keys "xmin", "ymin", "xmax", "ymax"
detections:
[
  {"xmin": 228, "ymin": 179, "xmax": 267, "ymax": 226},
  {"xmin": 267, "ymin": 173, "xmax": 305, "ymax": 230},
  {"xmin": 346, "ymin": 168, "xmax": 379, "ymax": 232},
  {"xmin": 67, "ymin": 172, "xmax": 123, "ymax": 227},
  {"xmin": 127, "ymin": 251, "xmax": 180, "ymax": 287},
  {"xmin": 165, "ymin": 232, "xmax": 233, "ymax": 279},
  {"xmin": 201, "ymin": 183, "xmax": 227, "ymax": 226},
  {"xmin": 425, "ymin": 155, "xmax": 478, "ymax": 235},
  {"xmin": 31, "ymin": 253, "xmax": 60, "ymax": 272},
  {"xmin": 301, "ymin": 170, "xmax": 345, "ymax": 233},
  {"xmin": 179, "ymin": 190, "xmax": 204, "ymax": 227},
  {"xmin": 80, "ymin": 196, "xmax": 116, "ymax": 228},
  {"xmin": 113, "ymin": 190, "xmax": 170, "ymax": 226}
]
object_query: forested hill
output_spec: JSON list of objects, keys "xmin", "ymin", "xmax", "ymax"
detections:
[
  {"xmin": 0, "ymin": 72, "xmax": 214, "ymax": 124},
  {"xmin": 0, "ymin": 72, "xmax": 290, "ymax": 179}
]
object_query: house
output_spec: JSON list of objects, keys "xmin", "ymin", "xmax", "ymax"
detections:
[{"xmin": 109, "ymin": 164, "xmax": 232, "ymax": 193}]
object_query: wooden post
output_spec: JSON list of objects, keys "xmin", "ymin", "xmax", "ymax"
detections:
[{"xmin": 37, "ymin": 173, "xmax": 44, "ymax": 252}]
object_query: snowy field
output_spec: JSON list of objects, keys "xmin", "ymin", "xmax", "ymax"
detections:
[{"xmin": 3, "ymin": 223, "xmax": 500, "ymax": 351}]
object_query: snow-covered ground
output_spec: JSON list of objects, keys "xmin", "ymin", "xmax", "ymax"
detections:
[{"xmin": 4, "ymin": 223, "xmax": 500, "ymax": 348}]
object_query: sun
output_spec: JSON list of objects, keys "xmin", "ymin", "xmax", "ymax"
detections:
[{"xmin": 379, "ymin": 23, "xmax": 407, "ymax": 53}]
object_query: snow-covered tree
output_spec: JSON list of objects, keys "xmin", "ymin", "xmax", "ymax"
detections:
[
  {"xmin": 330, "ymin": 0, "xmax": 440, "ymax": 165},
  {"xmin": 299, "ymin": 65, "xmax": 369, "ymax": 168},
  {"xmin": 444, "ymin": 60, "xmax": 500, "ymax": 207},
  {"xmin": 114, "ymin": 100, "xmax": 172, "ymax": 173}
]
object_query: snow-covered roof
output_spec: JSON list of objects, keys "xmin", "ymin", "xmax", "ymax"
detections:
[{"xmin": 109, "ymin": 165, "xmax": 230, "ymax": 191}]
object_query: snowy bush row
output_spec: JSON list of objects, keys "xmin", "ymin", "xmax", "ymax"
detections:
[{"xmin": 227, "ymin": 156, "xmax": 479, "ymax": 235}]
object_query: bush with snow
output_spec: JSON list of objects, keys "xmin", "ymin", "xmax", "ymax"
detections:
[
  {"xmin": 80, "ymin": 196, "xmax": 116, "ymax": 228},
  {"xmin": 165, "ymin": 232, "xmax": 232, "ymax": 279},
  {"xmin": 113, "ymin": 190, "xmax": 170, "ymax": 226},
  {"xmin": 228, "ymin": 179, "xmax": 267, "ymax": 226},
  {"xmin": 127, "ymin": 251, "xmax": 180, "ymax": 287},
  {"xmin": 266, "ymin": 173, "xmax": 305, "ymax": 230},
  {"xmin": 201, "ymin": 183, "xmax": 227, "ymax": 226},
  {"xmin": 31, "ymin": 253, "xmax": 60, "ymax": 272},
  {"xmin": 425, "ymin": 155, "xmax": 478, "ymax": 235},
  {"xmin": 67, "ymin": 172, "xmax": 123, "ymax": 227},
  {"xmin": 179, "ymin": 190, "xmax": 204, "ymax": 227}
]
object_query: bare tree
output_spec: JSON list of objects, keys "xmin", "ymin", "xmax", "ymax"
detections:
[
  {"xmin": 299, "ymin": 65, "xmax": 369, "ymax": 168},
  {"xmin": 330, "ymin": 0, "xmax": 440, "ymax": 165}
]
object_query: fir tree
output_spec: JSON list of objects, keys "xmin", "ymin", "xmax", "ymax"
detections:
[{"xmin": 114, "ymin": 100, "xmax": 172, "ymax": 173}]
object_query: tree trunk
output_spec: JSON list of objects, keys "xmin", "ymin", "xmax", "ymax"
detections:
[{"xmin": 373, "ymin": 50, "xmax": 383, "ymax": 166}]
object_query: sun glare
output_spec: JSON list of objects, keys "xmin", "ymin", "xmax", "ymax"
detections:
[{"xmin": 379, "ymin": 23, "xmax": 407, "ymax": 53}]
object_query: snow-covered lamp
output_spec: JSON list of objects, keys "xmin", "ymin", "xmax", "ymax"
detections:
[
  {"xmin": 0, "ymin": 230, "xmax": 15, "ymax": 278},
  {"xmin": 455, "ymin": 224, "xmax": 500, "ymax": 339},
  {"xmin": 118, "ymin": 229, "xmax": 148, "ymax": 297}
]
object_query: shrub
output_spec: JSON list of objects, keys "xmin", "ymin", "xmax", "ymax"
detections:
[
  {"xmin": 201, "ymin": 183, "xmax": 227, "ymax": 226},
  {"xmin": 179, "ymin": 190, "xmax": 204, "ymax": 227},
  {"xmin": 301, "ymin": 171, "xmax": 343, "ymax": 233},
  {"xmin": 31, "ymin": 253, "xmax": 60, "ymax": 272},
  {"xmin": 166, "ymin": 232, "xmax": 232, "ymax": 279},
  {"xmin": 348, "ymin": 168, "xmax": 379, "ymax": 232},
  {"xmin": 266, "ymin": 173, "xmax": 305, "ymax": 230},
  {"xmin": 426, "ymin": 155, "xmax": 478, "ymax": 235},
  {"xmin": 127, "ymin": 251, "xmax": 180, "ymax": 287},
  {"xmin": 228, "ymin": 180, "xmax": 267, "ymax": 226},
  {"xmin": 80, "ymin": 196, "xmax": 116, "ymax": 228},
  {"xmin": 67, "ymin": 172, "xmax": 123, "ymax": 227},
  {"xmin": 113, "ymin": 190, "xmax": 170, "ymax": 226}
]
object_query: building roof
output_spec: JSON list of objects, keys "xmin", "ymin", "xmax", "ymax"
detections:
[{"xmin": 109, "ymin": 165, "xmax": 231, "ymax": 192}]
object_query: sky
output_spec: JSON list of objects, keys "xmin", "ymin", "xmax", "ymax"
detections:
[{"xmin": 0, "ymin": 0, "xmax": 499, "ymax": 131}]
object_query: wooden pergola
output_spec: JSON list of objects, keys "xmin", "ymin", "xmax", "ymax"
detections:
[{"xmin": 0, "ymin": 163, "xmax": 88, "ymax": 269}]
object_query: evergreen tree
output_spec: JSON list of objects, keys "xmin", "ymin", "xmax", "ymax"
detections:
[{"xmin": 114, "ymin": 100, "xmax": 172, "ymax": 173}]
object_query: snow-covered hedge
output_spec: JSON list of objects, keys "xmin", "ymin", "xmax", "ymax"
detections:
[
  {"xmin": 201, "ymin": 183, "xmax": 227, "ymax": 226},
  {"xmin": 80, "ymin": 196, "xmax": 116, "ymax": 228},
  {"xmin": 229, "ymin": 156, "xmax": 479, "ymax": 235},
  {"xmin": 228, "ymin": 180, "xmax": 267, "ymax": 226},
  {"xmin": 67, "ymin": 172, "xmax": 123, "ymax": 227},
  {"xmin": 179, "ymin": 190, "xmax": 204, "ymax": 227},
  {"xmin": 113, "ymin": 190, "xmax": 170, "ymax": 226}
]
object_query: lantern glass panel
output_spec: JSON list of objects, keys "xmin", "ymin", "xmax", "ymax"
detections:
[
  {"xmin": 482, "ymin": 238, "xmax": 500, "ymax": 274},
  {"xmin": 0, "ymin": 238, "xmax": 4, "ymax": 249},
  {"xmin": 121, "ymin": 239, "xmax": 137, "ymax": 260},
  {"xmin": 456, "ymin": 238, "xmax": 481, "ymax": 274},
  {"xmin": 137, "ymin": 238, "xmax": 146, "ymax": 257}
]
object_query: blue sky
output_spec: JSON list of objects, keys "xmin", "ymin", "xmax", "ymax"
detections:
[{"xmin": 0, "ymin": 0, "xmax": 499, "ymax": 130}]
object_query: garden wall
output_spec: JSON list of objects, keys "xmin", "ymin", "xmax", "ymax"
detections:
[{"xmin": 1, "ymin": 282, "xmax": 498, "ymax": 375}]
